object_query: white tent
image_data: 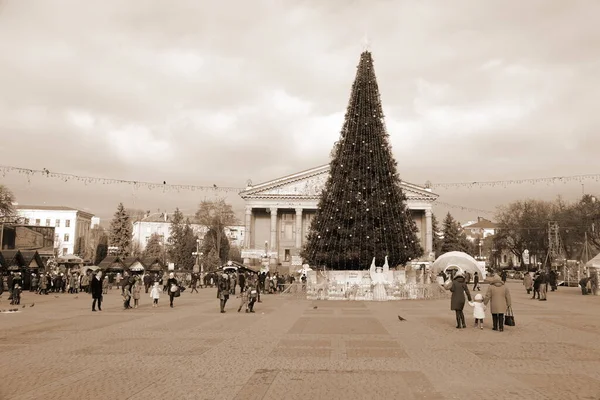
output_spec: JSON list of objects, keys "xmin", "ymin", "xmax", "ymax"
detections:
[
  {"xmin": 585, "ymin": 252, "xmax": 600, "ymax": 269},
  {"xmin": 432, "ymin": 251, "xmax": 487, "ymax": 280}
]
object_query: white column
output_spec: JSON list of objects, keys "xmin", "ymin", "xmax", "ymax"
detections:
[
  {"xmin": 269, "ymin": 207, "xmax": 278, "ymax": 252},
  {"xmin": 244, "ymin": 206, "xmax": 252, "ymax": 249},
  {"xmin": 295, "ymin": 208, "xmax": 303, "ymax": 250},
  {"xmin": 425, "ymin": 209, "xmax": 433, "ymax": 258}
]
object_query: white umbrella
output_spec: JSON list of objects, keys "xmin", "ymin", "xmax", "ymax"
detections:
[{"xmin": 432, "ymin": 251, "xmax": 482, "ymax": 277}]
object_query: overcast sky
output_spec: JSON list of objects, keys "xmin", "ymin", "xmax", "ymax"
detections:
[{"xmin": 1, "ymin": 0, "xmax": 599, "ymax": 223}]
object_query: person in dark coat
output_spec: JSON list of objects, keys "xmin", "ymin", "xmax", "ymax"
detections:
[
  {"xmin": 218, "ymin": 272, "xmax": 231, "ymax": 313},
  {"xmin": 548, "ymin": 270, "xmax": 557, "ymax": 292},
  {"xmin": 166, "ymin": 272, "xmax": 179, "ymax": 308},
  {"xmin": 91, "ymin": 271, "xmax": 103, "ymax": 312},
  {"xmin": 446, "ymin": 271, "xmax": 472, "ymax": 329},
  {"xmin": 532, "ymin": 272, "xmax": 542, "ymax": 299},
  {"xmin": 500, "ymin": 270, "xmax": 507, "ymax": 283},
  {"xmin": 472, "ymin": 272, "xmax": 480, "ymax": 291}
]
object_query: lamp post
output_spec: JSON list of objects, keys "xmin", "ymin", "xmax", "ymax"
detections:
[{"xmin": 192, "ymin": 238, "xmax": 201, "ymax": 273}]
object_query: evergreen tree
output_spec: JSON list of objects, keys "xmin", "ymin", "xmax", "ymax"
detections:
[
  {"xmin": 440, "ymin": 212, "xmax": 474, "ymax": 255},
  {"xmin": 302, "ymin": 51, "xmax": 422, "ymax": 270},
  {"xmin": 205, "ymin": 248, "xmax": 221, "ymax": 271},
  {"xmin": 143, "ymin": 232, "xmax": 164, "ymax": 260},
  {"xmin": 167, "ymin": 210, "xmax": 197, "ymax": 270},
  {"xmin": 94, "ymin": 234, "xmax": 108, "ymax": 265},
  {"xmin": 195, "ymin": 199, "xmax": 236, "ymax": 262},
  {"xmin": 201, "ymin": 227, "xmax": 230, "ymax": 263},
  {"xmin": 432, "ymin": 213, "xmax": 443, "ymax": 258},
  {"xmin": 440, "ymin": 212, "xmax": 461, "ymax": 254},
  {"xmin": 109, "ymin": 203, "xmax": 132, "ymax": 257}
]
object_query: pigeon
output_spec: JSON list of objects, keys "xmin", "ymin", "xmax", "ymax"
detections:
[
  {"xmin": 30, "ymin": 303, "xmax": 35, "ymax": 307},
  {"xmin": 313, "ymin": 306, "xmax": 318, "ymax": 309},
  {"xmin": 397, "ymin": 315, "xmax": 406, "ymax": 321},
  {"xmin": 22, "ymin": 305, "xmax": 25, "ymax": 308}
]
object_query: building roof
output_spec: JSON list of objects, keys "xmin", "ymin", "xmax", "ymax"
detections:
[
  {"xmin": 136, "ymin": 213, "xmax": 199, "ymax": 223},
  {"xmin": 240, "ymin": 164, "xmax": 438, "ymax": 201},
  {"xmin": 464, "ymin": 218, "xmax": 498, "ymax": 229},
  {"xmin": 16, "ymin": 205, "xmax": 78, "ymax": 211},
  {"xmin": 15, "ymin": 205, "xmax": 95, "ymax": 218}
]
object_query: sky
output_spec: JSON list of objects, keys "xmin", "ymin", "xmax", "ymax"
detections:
[{"xmin": 1, "ymin": 0, "xmax": 599, "ymax": 224}]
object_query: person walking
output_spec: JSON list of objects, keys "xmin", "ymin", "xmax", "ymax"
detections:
[
  {"xmin": 484, "ymin": 274, "xmax": 512, "ymax": 332},
  {"xmin": 472, "ymin": 272, "xmax": 480, "ymax": 291},
  {"xmin": 523, "ymin": 272, "xmax": 533, "ymax": 295},
  {"xmin": 218, "ymin": 272, "xmax": 231, "ymax": 313},
  {"xmin": 539, "ymin": 271, "xmax": 548, "ymax": 301},
  {"xmin": 445, "ymin": 271, "xmax": 472, "ymax": 329},
  {"xmin": 132, "ymin": 278, "xmax": 142, "ymax": 309},
  {"xmin": 91, "ymin": 271, "xmax": 103, "ymax": 312},
  {"xmin": 167, "ymin": 273, "xmax": 179, "ymax": 308},
  {"xmin": 532, "ymin": 272, "xmax": 542, "ymax": 299}
]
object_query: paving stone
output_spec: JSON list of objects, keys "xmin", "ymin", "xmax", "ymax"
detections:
[{"xmin": 0, "ymin": 283, "xmax": 599, "ymax": 400}]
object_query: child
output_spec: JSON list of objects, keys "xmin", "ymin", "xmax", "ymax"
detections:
[
  {"xmin": 150, "ymin": 282, "xmax": 160, "ymax": 308},
  {"xmin": 247, "ymin": 283, "xmax": 258, "ymax": 313},
  {"xmin": 132, "ymin": 279, "xmax": 141, "ymax": 309},
  {"xmin": 102, "ymin": 276, "xmax": 109, "ymax": 294},
  {"xmin": 237, "ymin": 286, "xmax": 249, "ymax": 313},
  {"xmin": 122, "ymin": 285, "xmax": 132, "ymax": 310},
  {"xmin": 468, "ymin": 293, "xmax": 486, "ymax": 329},
  {"xmin": 10, "ymin": 284, "xmax": 22, "ymax": 305}
]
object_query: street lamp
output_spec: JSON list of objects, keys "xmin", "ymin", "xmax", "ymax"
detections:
[{"xmin": 192, "ymin": 238, "xmax": 202, "ymax": 273}]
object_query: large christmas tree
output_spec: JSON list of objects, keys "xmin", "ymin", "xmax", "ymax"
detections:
[{"xmin": 302, "ymin": 51, "xmax": 423, "ymax": 270}]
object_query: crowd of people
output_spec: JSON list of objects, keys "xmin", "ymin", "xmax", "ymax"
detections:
[{"xmin": 0, "ymin": 264, "xmax": 310, "ymax": 315}]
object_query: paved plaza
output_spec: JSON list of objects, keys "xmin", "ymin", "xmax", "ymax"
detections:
[{"xmin": 1, "ymin": 282, "xmax": 599, "ymax": 400}]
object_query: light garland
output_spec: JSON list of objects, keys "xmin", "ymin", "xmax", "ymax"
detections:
[
  {"xmin": 0, "ymin": 165, "xmax": 241, "ymax": 193},
  {"xmin": 428, "ymin": 174, "xmax": 600, "ymax": 189}
]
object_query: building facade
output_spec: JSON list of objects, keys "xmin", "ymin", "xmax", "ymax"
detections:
[
  {"xmin": 15, "ymin": 205, "xmax": 94, "ymax": 256},
  {"xmin": 239, "ymin": 165, "xmax": 438, "ymax": 267},
  {"xmin": 132, "ymin": 213, "xmax": 245, "ymax": 251}
]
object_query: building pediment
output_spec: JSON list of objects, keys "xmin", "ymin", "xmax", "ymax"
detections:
[{"xmin": 240, "ymin": 165, "xmax": 438, "ymax": 201}]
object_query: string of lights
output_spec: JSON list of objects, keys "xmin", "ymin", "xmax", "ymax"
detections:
[
  {"xmin": 2, "ymin": 164, "xmax": 598, "ymax": 193},
  {"xmin": 434, "ymin": 201, "xmax": 494, "ymax": 215},
  {"xmin": 0, "ymin": 165, "xmax": 241, "ymax": 193},
  {"xmin": 428, "ymin": 173, "xmax": 600, "ymax": 189}
]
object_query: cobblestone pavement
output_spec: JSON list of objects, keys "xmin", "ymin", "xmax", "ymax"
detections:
[{"xmin": 1, "ymin": 282, "xmax": 599, "ymax": 400}]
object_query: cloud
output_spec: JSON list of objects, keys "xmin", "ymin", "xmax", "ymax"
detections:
[{"xmin": 1, "ymin": 0, "xmax": 599, "ymax": 222}]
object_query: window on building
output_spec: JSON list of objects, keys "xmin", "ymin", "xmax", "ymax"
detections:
[
  {"xmin": 55, "ymin": 234, "xmax": 59, "ymax": 241},
  {"xmin": 55, "ymin": 219, "xmax": 60, "ymax": 227},
  {"xmin": 281, "ymin": 213, "xmax": 294, "ymax": 240},
  {"xmin": 145, "ymin": 236, "xmax": 150, "ymax": 244},
  {"xmin": 502, "ymin": 254, "xmax": 507, "ymax": 263},
  {"xmin": 24, "ymin": 218, "xmax": 30, "ymax": 225},
  {"xmin": 65, "ymin": 219, "xmax": 71, "ymax": 228},
  {"xmin": 64, "ymin": 233, "xmax": 70, "ymax": 242},
  {"xmin": 62, "ymin": 248, "xmax": 68, "ymax": 256},
  {"xmin": 35, "ymin": 219, "xmax": 40, "ymax": 225},
  {"xmin": 46, "ymin": 219, "xmax": 51, "ymax": 226},
  {"xmin": 284, "ymin": 249, "xmax": 291, "ymax": 262}
]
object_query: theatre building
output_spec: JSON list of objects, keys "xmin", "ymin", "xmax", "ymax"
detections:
[{"xmin": 239, "ymin": 165, "xmax": 438, "ymax": 268}]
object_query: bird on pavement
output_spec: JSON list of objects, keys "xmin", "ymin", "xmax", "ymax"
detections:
[
  {"xmin": 397, "ymin": 315, "xmax": 407, "ymax": 321},
  {"xmin": 22, "ymin": 305, "xmax": 25, "ymax": 308},
  {"xmin": 313, "ymin": 306, "xmax": 318, "ymax": 309},
  {"xmin": 30, "ymin": 303, "xmax": 35, "ymax": 307}
]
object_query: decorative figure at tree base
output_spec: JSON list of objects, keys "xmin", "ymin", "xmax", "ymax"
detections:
[{"xmin": 370, "ymin": 256, "xmax": 390, "ymax": 301}]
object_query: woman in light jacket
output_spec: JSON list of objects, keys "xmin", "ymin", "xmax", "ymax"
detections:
[{"xmin": 484, "ymin": 274, "xmax": 512, "ymax": 332}]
